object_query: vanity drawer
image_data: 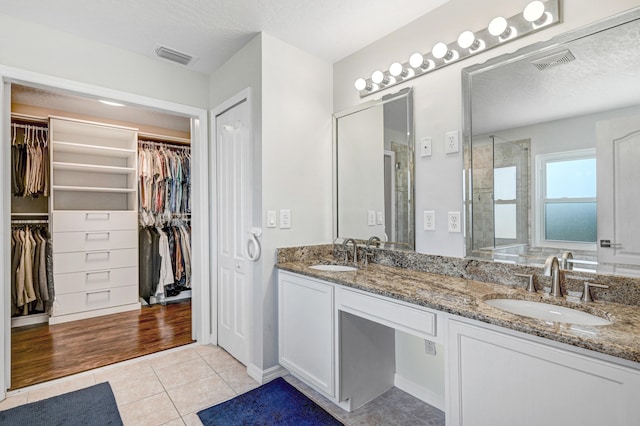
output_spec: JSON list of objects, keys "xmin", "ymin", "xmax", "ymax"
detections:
[
  {"xmin": 53, "ymin": 248, "xmax": 137, "ymax": 274},
  {"xmin": 54, "ymin": 267, "xmax": 137, "ymax": 295},
  {"xmin": 337, "ymin": 288, "xmax": 437, "ymax": 340},
  {"xmin": 53, "ymin": 284, "xmax": 138, "ymax": 316},
  {"xmin": 53, "ymin": 230, "xmax": 137, "ymax": 253},
  {"xmin": 52, "ymin": 211, "xmax": 137, "ymax": 232}
]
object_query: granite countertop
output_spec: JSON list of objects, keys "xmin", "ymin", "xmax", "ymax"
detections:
[{"xmin": 277, "ymin": 259, "xmax": 640, "ymax": 366}]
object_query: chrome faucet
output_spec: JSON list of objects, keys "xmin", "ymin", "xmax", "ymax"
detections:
[
  {"xmin": 560, "ymin": 251, "xmax": 573, "ymax": 270},
  {"xmin": 342, "ymin": 238, "xmax": 358, "ymax": 266},
  {"xmin": 543, "ymin": 256, "xmax": 562, "ymax": 297}
]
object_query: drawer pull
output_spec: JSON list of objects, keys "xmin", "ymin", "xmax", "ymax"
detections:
[
  {"xmin": 85, "ymin": 213, "xmax": 111, "ymax": 221},
  {"xmin": 85, "ymin": 232, "xmax": 111, "ymax": 239},
  {"xmin": 85, "ymin": 251, "xmax": 111, "ymax": 258},
  {"xmin": 86, "ymin": 289, "xmax": 111, "ymax": 296},
  {"xmin": 86, "ymin": 270, "xmax": 110, "ymax": 277}
]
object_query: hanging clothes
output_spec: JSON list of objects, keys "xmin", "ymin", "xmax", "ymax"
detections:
[
  {"xmin": 10, "ymin": 224, "xmax": 54, "ymax": 316},
  {"xmin": 11, "ymin": 123, "xmax": 49, "ymax": 198},
  {"xmin": 138, "ymin": 140, "xmax": 191, "ymax": 303}
]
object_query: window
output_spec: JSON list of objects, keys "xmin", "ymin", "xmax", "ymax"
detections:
[{"xmin": 536, "ymin": 149, "xmax": 596, "ymax": 249}]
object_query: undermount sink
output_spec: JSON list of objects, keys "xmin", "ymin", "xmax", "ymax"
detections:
[
  {"xmin": 485, "ymin": 298, "xmax": 612, "ymax": 326},
  {"xmin": 309, "ymin": 264, "xmax": 358, "ymax": 272}
]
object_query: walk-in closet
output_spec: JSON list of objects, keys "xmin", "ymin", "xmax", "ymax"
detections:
[{"xmin": 8, "ymin": 84, "xmax": 195, "ymax": 389}]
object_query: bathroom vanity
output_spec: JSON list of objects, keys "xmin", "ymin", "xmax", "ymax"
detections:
[{"xmin": 276, "ymin": 250, "xmax": 640, "ymax": 426}]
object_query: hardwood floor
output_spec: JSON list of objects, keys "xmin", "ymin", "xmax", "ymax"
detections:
[{"xmin": 10, "ymin": 301, "xmax": 193, "ymax": 390}]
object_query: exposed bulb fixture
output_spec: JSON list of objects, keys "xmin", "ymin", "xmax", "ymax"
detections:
[
  {"xmin": 524, "ymin": 1, "xmax": 551, "ymax": 28},
  {"xmin": 353, "ymin": 0, "xmax": 560, "ymax": 97}
]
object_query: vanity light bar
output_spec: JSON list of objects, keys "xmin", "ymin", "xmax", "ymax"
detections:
[{"xmin": 355, "ymin": 0, "xmax": 561, "ymax": 98}]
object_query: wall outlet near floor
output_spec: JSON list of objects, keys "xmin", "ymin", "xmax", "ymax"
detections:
[
  {"xmin": 423, "ymin": 210, "xmax": 435, "ymax": 231},
  {"xmin": 445, "ymin": 130, "xmax": 459, "ymax": 154},
  {"xmin": 448, "ymin": 211, "xmax": 461, "ymax": 233},
  {"xmin": 425, "ymin": 339, "xmax": 437, "ymax": 356}
]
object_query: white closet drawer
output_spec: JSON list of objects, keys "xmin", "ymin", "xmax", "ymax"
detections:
[
  {"xmin": 53, "ymin": 248, "xmax": 137, "ymax": 274},
  {"xmin": 53, "ymin": 285, "xmax": 138, "ymax": 316},
  {"xmin": 337, "ymin": 288, "xmax": 437, "ymax": 340},
  {"xmin": 53, "ymin": 230, "xmax": 137, "ymax": 253},
  {"xmin": 54, "ymin": 267, "xmax": 137, "ymax": 295},
  {"xmin": 52, "ymin": 211, "xmax": 137, "ymax": 232}
]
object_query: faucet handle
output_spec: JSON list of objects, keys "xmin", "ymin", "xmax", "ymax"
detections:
[
  {"xmin": 581, "ymin": 282, "xmax": 609, "ymax": 303},
  {"xmin": 514, "ymin": 273, "xmax": 536, "ymax": 293}
]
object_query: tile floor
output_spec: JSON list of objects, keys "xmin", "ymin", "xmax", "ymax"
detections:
[{"xmin": 0, "ymin": 344, "xmax": 445, "ymax": 425}]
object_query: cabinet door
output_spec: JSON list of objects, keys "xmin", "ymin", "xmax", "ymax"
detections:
[
  {"xmin": 278, "ymin": 272, "xmax": 334, "ymax": 397},
  {"xmin": 447, "ymin": 320, "xmax": 640, "ymax": 426}
]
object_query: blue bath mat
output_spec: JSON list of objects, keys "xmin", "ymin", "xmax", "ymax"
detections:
[
  {"xmin": 0, "ymin": 382, "xmax": 122, "ymax": 425},
  {"xmin": 198, "ymin": 377, "xmax": 343, "ymax": 425}
]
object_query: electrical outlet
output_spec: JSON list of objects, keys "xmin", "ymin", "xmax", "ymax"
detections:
[
  {"xmin": 445, "ymin": 130, "xmax": 459, "ymax": 154},
  {"xmin": 420, "ymin": 137, "xmax": 432, "ymax": 157},
  {"xmin": 368, "ymin": 210, "xmax": 376, "ymax": 226},
  {"xmin": 448, "ymin": 211, "xmax": 461, "ymax": 232},
  {"xmin": 424, "ymin": 340, "xmax": 437, "ymax": 356},
  {"xmin": 423, "ymin": 211, "xmax": 435, "ymax": 231}
]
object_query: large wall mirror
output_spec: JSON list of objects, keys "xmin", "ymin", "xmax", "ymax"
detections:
[
  {"xmin": 334, "ymin": 88, "xmax": 415, "ymax": 249},
  {"xmin": 463, "ymin": 7, "xmax": 640, "ymax": 276}
]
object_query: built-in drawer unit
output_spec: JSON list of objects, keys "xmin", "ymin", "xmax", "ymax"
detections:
[
  {"xmin": 52, "ymin": 211, "xmax": 137, "ymax": 232},
  {"xmin": 53, "ymin": 248, "xmax": 137, "ymax": 274},
  {"xmin": 336, "ymin": 287, "xmax": 439, "ymax": 341}
]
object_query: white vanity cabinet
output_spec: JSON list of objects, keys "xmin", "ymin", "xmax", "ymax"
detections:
[
  {"xmin": 278, "ymin": 271, "xmax": 335, "ymax": 397},
  {"xmin": 447, "ymin": 319, "xmax": 640, "ymax": 426}
]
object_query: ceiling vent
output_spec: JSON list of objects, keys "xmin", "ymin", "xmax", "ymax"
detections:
[
  {"xmin": 155, "ymin": 45, "xmax": 194, "ymax": 66},
  {"xmin": 531, "ymin": 50, "xmax": 576, "ymax": 71}
]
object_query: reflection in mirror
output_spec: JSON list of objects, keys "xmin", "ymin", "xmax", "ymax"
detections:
[
  {"xmin": 463, "ymin": 7, "xmax": 640, "ymax": 275},
  {"xmin": 334, "ymin": 88, "xmax": 414, "ymax": 250}
]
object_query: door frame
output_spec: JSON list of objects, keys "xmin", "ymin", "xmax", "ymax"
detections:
[
  {"xmin": 209, "ymin": 87, "xmax": 253, "ymax": 365},
  {"xmin": 0, "ymin": 65, "xmax": 211, "ymax": 399}
]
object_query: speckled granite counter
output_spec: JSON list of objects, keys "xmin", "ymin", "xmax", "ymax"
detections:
[{"xmin": 277, "ymin": 248, "xmax": 640, "ymax": 366}]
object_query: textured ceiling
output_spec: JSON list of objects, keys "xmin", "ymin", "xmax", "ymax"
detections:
[
  {"xmin": 0, "ymin": 0, "xmax": 449, "ymax": 74},
  {"xmin": 471, "ymin": 17, "xmax": 640, "ymax": 135}
]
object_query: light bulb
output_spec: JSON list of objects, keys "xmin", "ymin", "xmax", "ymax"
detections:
[
  {"xmin": 389, "ymin": 62, "xmax": 405, "ymax": 77},
  {"xmin": 354, "ymin": 78, "xmax": 367, "ymax": 91},
  {"xmin": 371, "ymin": 70, "xmax": 385, "ymax": 84},
  {"xmin": 457, "ymin": 31, "xmax": 475, "ymax": 49},
  {"xmin": 523, "ymin": 1, "xmax": 545, "ymax": 22},
  {"xmin": 488, "ymin": 16, "xmax": 508, "ymax": 36},
  {"xmin": 409, "ymin": 53, "xmax": 424, "ymax": 69},
  {"xmin": 432, "ymin": 42, "xmax": 448, "ymax": 59}
]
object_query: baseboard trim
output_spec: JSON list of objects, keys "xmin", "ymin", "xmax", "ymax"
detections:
[
  {"xmin": 394, "ymin": 374, "xmax": 445, "ymax": 411},
  {"xmin": 247, "ymin": 363, "xmax": 289, "ymax": 385}
]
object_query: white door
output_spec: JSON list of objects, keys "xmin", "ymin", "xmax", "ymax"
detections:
[
  {"xmin": 596, "ymin": 114, "xmax": 640, "ymax": 267},
  {"xmin": 216, "ymin": 97, "xmax": 251, "ymax": 365}
]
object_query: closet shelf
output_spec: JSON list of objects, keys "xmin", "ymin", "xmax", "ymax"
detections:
[
  {"xmin": 52, "ymin": 162, "xmax": 136, "ymax": 175},
  {"xmin": 52, "ymin": 185, "xmax": 136, "ymax": 194},
  {"xmin": 52, "ymin": 141, "xmax": 136, "ymax": 158}
]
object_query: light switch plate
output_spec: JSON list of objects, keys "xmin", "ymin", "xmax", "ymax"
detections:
[
  {"xmin": 377, "ymin": 211, "xmax": 384, "ymax": 225},
  {"xmin": 280, "ymin": 209, "xmax": 291, "ymax": 229},
  {"xmin": 368, "ymin": 210, "xmax": 376, "ymax": 226},
  {"xmin": 423, "ymin": 211, "xmax": 435, "ymax": 231},
  {"xmin": 267, "ymin": 211, "xmax": 277, "ymax": 228}
]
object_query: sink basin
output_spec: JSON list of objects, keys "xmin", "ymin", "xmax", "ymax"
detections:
[
  {"xmin": 485, "ymin": 299, "xmax": 612, "ymax": 326},
  {"xmin": 309, "ymin": 264, "xmax": 358, "ymax": 272}
]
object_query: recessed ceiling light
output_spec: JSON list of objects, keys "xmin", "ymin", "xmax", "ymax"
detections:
[{"xmin": 99, "ymin": 99, "xmax": 125, "ymax": 107}]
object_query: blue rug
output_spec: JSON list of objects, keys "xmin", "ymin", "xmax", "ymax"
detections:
[
  {"xmin": 0, "ymin": 382, "xmax": 123, "ymax": 426},
  {"xmin": 198, "ymin": 377, "xmax": 343, "ymax": 425}
]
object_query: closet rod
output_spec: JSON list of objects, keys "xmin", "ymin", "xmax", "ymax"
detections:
[
  {"xmin": 139, "ymin": 139, "xmax": 191, "ymax": 151},
  {"xmin": 138, "ymin": 132, "xmax": 190, "ymax": 146},
  {"xmin": 11, "ymin": 219, "xmax": 49, "ymax": 224},
  {"xmin": 11, "ymin": 212, "xmax": 48, "ymax": 217},
  {"xmin": 11, "ymin": 113, "xmax": 49, "ymax": 124}
]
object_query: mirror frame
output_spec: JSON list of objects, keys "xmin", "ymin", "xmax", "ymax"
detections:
[
  {"xmin": 462, "ymin": 6, "xmax": 640, "ymax": 263},
  {"xmin": 333, "ymin": 87, "xmax": 415, "ymax": 249}
]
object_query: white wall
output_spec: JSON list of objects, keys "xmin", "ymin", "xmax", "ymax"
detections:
[
  {"xmin": 0, "ymin": 13, "xmax": 209, "ymax": 108},
  {"xmin": 333, "ymin": 0, "xmax": 640, "ymax": 258},
  {"xmin": 210, "ymin": 33, "xmax": 333, "ymax": 372},
  {"xmin": 333, "ymin": 0, "xmax": 640, "ymax": 405}
]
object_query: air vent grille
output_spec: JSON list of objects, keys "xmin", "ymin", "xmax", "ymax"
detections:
[
  {"xmin": 155, "ymin": 46, "xmax": 193, "ymax": 66},
  {"xmin": 531, "ymin": 50, "xmax": 576, "ymax": 71}
]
